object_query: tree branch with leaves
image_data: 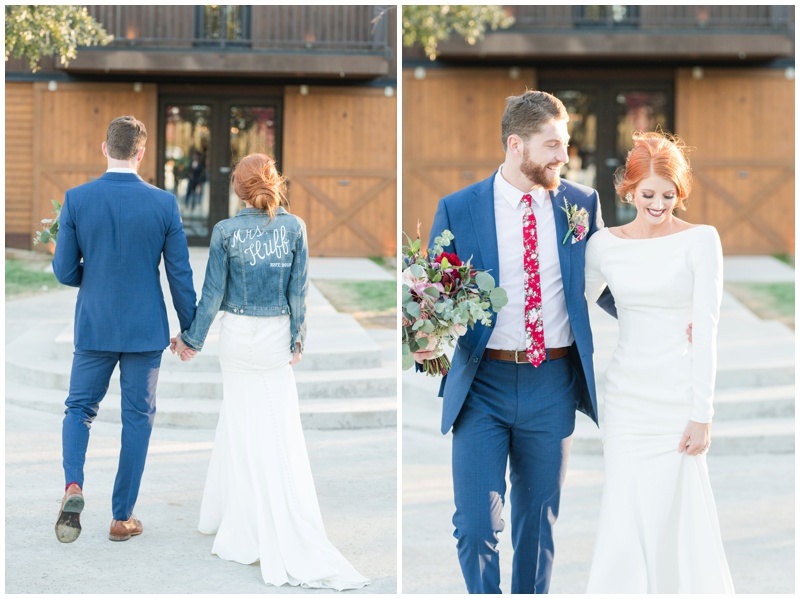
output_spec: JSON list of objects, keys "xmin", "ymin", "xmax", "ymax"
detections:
[
  {"xmin": 5, "ymin": 5, "xmax": 113, "ymax": 73},
  {"xmin": 402, "ymin": 5, "xmax": 514, "ymax": 61}
]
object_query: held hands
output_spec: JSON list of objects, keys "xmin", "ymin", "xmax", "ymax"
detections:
[
  {"xmin": 678, "ymin": 420, "xmax": 711, "ymax": 456},
  {"xmin": 170, "ymin": 334, "xmax": 198, "ymax": 362}
]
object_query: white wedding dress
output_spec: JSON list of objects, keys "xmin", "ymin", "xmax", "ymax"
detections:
[
  {"xmin": 197, "ymin": 313, "xmax": 369, "ymax": 590},
  {"xmin": 584, "ymin": 226, "xmax": 735, "ymax": 593}
]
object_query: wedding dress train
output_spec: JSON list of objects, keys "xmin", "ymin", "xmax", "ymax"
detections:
[{"xmin": 198, "ymin": 313, "xmax": 369, "ymax": 590}]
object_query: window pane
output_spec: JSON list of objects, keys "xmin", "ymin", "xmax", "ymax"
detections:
[
  {"xmin": 228, "ymin": 106, "xmax": 278, "ymax": 217},
  {"xmin": 165, "ymin": 104, "xmax": 212, "ymax": 238}
]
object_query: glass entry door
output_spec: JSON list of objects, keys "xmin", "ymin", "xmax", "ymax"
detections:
[
  {"xmin": 159, "ymin": 97, "xmax": 281, "ymax": 244},
  {"xmin": 540, "ymin": 80, "xmax": 673, "ymax": 226}
]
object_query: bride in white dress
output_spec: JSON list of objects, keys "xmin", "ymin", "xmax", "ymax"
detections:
[
  {"xmin": 584, "ymin": 131, "xmax": 734, "ymax": 593},
  {"xmin": 173, "ymin": 154, "xmax": 368, "ymax": 591}
]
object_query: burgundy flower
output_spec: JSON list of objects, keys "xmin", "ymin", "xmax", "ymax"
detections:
[{"xmin": 434, "ymin": 252, "xmax": 462, "ymax": 267}]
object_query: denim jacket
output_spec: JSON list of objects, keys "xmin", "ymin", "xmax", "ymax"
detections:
[{"xmin": 181, "ymin": 207, "xmax": 308, "ymax": 352}]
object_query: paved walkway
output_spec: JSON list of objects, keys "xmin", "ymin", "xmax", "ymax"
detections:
[
  {"xmin": 402, "ymin": 255, "xmax": 795, "ymax": 594},
  {"xmin": 5, "ymin": 255, "xmax": 397, "ymax": 594}
]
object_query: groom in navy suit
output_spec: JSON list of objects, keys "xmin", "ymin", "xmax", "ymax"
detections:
[
  {"xmin": 52, "ymin": 116, "xmax": 197, "ymax": 543},
  {"xmin": 423, "ymin": 91, "xmax": 613, "ymax": 593}
]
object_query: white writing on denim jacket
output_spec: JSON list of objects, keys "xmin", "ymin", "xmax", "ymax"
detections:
[{"xmin": 231, "ymin": 226, "xmax": 291, "ymax": 266}]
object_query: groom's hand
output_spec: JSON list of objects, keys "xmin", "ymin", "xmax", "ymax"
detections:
[
  {"xmin": 172, "ymin": 336, "xmax": 197, "ymax": 362},
  {"xmin": 412, "ymin": 350, "xmax": 437, "ymax": 364}
]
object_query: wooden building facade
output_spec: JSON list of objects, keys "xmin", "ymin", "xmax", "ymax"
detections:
[
  {"xmin": 6, "ymin": 5, "xmax": 397, "ymax": 257},
  {"xmin": 403, "ymin": 5, "xmax": 795, "ymax": 255}
]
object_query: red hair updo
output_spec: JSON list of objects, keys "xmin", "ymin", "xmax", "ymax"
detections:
[
  {"xmin": 231, "ymin": 153, "xmax": 287, "ymax": 220},
  {"xmin": 615, "ymin": 131, "xmax": 693, "ymax": 210}
]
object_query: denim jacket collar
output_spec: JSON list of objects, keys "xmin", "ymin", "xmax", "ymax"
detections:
[{"xmin": 235, "ymin": 206, "xmax": 288, "ymax": 217}]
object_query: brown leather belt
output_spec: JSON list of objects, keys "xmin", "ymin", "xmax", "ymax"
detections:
[{"xmin": 484, "ymin": 347, "xmax": 569, "ymax": 363}]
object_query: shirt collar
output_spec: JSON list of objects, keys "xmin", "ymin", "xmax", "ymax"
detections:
[
  {"xmin": 106, "ymin": 167, "xmax": 138, "ymax": 174},
  {"xmin": 496, "ymin": 164, "xmax": 547, "ymax": 209}
]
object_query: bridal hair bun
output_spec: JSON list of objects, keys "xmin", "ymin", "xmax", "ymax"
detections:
[
  {"xmin": 614, "ymin": 130, "xmax": 693, "ymax": 211},
  {"xmin": 232, "ymin": 153, "xmax": 287, "ymax": 219}
]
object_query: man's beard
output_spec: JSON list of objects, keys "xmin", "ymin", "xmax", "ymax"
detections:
[{"xmin": 520, "ymin": 147, "xmax": 562, "ymax": 191}]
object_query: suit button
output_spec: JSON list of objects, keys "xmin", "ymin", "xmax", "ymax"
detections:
[{"xmin": 473, "ymin": 356, "xmax": 479, "ymax": 364}]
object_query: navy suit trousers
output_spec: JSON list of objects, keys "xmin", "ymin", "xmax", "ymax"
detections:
[
  {"xmin": 451, "ymin": 354, "xmax": 578, "ymax": 594},
  {"xmin": 62, "ymin": 349, "xmax": 162, "ymax": 521}
]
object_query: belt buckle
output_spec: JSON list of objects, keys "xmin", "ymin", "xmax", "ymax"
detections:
[{"xmin": 514, "ymin": 350, "xmax": 527, "ymax": 364}]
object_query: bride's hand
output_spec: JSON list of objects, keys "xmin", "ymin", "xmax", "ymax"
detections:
[
  {"xmin": 678, "ymin": 420, "xmax": 711, "ymax": 455},
  {"xmin": 289, "ymin": 350, "xmax": 302, "ymax": 366}
]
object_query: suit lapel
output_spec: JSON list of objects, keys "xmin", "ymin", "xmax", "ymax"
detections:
[
  {"xmin": 551, "ymin": 183, "xmax": 571, "ymax": 295},
  {"xmin": 466, "ymin": 173, "xmax": 499, "ymax": 279},
  {"xmin": 467, "ymin": 173, "xmax": 500, "ymax": 351}
]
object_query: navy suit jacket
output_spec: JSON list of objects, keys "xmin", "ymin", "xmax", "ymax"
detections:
[
  {"xmin": 53, "ymin": 172, "xmax": 197, "ymax": 352},
  {"xmin": 429, "ymin": 172, "xmax": 613, "ymax": 434}
]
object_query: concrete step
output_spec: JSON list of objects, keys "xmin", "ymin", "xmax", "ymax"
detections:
[
  {"xmin": 6, "ymin": 355, "xmax": 397, "ymax": 400},
  {"xmin": 5, "ymin": 379, "xmax": 396, "ymax": 430},
  {"xmin": 573, "ymin": 416, "xmax": 794, "ymax": 455},
  {"xmin": 46, "ymin": 312, "xmax": 385, "ymax": 372},
  {"xmin": 402, "ymin": 371, "xmax": 795, "ymax": 455},
  {"xmin": 591, "ymin": 384, "xmax": 795, "ymax": 421}
]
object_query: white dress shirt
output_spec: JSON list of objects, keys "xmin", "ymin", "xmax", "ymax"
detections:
[
  {"xmin": 106, "ymin": 167, "xmax": 138, "ymax": 174},
  {"xmin": 487, "ymin": 165, "xmax": 575, "ymax": 350}
]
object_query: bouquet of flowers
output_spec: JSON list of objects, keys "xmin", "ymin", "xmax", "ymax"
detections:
[
  {"xmin": 402, "ymin": 227, "xmax": 508, "ymax": 376},
  {"xmin": 33, "ymin": 200, "xmax": 62, "ymax": 246}
]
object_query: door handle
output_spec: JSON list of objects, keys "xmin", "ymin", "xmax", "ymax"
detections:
[{"xmin": 219, "ymin": 166, "xmax": 231, "ymax": 174}]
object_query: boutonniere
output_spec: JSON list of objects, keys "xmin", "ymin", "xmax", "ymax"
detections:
[{"xmin": 560, "ymin": 198, "xmax": 589, "ymax": 245}]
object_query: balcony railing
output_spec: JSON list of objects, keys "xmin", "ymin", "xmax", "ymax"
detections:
[
  {"xmin": 509, "ymin": 5, "xmax": 794, "ymax": 32},
  {"xmin": 84, "ymin": 5, "xmax": 391, "ymax": 54}
]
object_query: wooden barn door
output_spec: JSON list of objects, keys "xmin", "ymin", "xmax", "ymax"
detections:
[
  {"xmin": 283, "ymin": 86, "xmax": 397, "ymax": 257},
  {"xmin": 402, "ymin": 68, "xmax": 536, "ymax": 247},
  {"xmin": 32, "ymin": 82, "xmax": 158, "ymax": 242},
  {"xmin": 676, "ymin": 69, "xmax": 795, "ymax": 255}
]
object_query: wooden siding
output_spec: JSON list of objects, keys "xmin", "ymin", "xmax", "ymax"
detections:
[
  {"xmin": 402, "ymin": 68, "xmax": 536, "ymax": 247},
  {"xmin": 283, "ymin": 86, "xmax": 397, "ymax": 257},
  {"xmin": 5, "ymin": 83, "xmax": 36, "ymax": 247},
  {"xmin": 676, "ymin": 68, "xmax": 795, "ymax": 254}
]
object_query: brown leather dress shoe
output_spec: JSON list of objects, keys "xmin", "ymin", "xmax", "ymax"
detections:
[
  {"xmin": 109, "ymin": 515, "xmax": 143, "ymax": 541},
  {"xmin": 55, "ymin": 483, "xmax": 85, "ymax": 543}
]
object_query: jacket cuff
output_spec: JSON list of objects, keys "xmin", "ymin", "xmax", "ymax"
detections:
[{"xmin": 181, "ymin": 331, "xmax": 203, "ymax": 351}]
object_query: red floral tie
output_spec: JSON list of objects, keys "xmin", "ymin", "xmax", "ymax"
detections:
[{"xmin": 522, "ymin": 194, "xmax": 545, "ymax": 366}]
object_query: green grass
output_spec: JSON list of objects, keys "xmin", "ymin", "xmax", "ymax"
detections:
[
  {"xmin": 725, "ymin": 282, "xmax": 794, "ymax": 329},
  {"xmin": 368, "ymin": 256, "xmax": 398, "ymax": 274},
  {"xmin": 313, "ymin": 279, "xmax": 396, "ymax": 328},
  {"xmin": 772, "ymin": 253, "xmax": 795, "ymax": 268},
  {"xmin": 6, "ymin": 256, "xmax": 60, "ymax": 298}
]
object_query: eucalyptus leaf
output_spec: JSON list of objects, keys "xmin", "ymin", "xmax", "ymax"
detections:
[
  {"xmin": 412, "ymin": 319, "xmax": 426, "ymax": 331},
  {"xmin": 405, "ymin": 301, "xmax": 421, "ymax": 319},
  {"xmin": 475, "ymin": 271, "xmax": 495, "ymax": 291},
  {"xmin": 40, "ymin": 230, "xmax": 50, "ymax": 244},
  {"xmin": 423, "ymin": 286, "xmax": 440, "ymax": 299},
  {"xmin": 490, "ymin": 287, "xmax": 508, "ymax": 309},
  {"xmin": 416, "ymin": 336, "xmax": 429, "ymax": 349},
  {"xmin": 421, "ymin": 320, "xmax": 436, "ymax": 333},
  {"xmin": 402, "ymin": 344, "xmax": 411, "ymax": 355},
  {"xmin": 408, "ymin": 264, "xmax": 425, "ymax": 278},
  {"xmin": 402, "ymin": 353, "xmax": 416, "ymax": 370}
]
